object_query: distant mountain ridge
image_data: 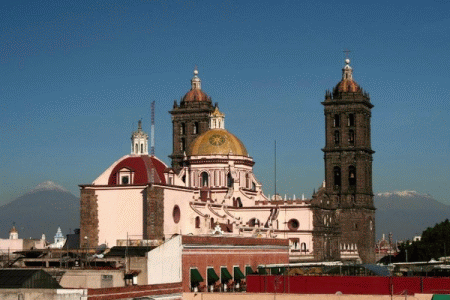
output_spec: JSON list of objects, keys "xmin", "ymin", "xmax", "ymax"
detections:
[
  {"xmin": 0, "ymin": 181, "xmax": 79, "ymax": 240},
  {"xmin": 375, "ymin": 191, "xmax": 450, "ymax": 241},
  {"xmin": 0, "ymin": 183, "xmax": 447, "ymax": 244}
]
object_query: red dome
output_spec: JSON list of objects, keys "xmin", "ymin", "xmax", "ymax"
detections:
[
  {"xmin": 182, "ymin": 89, "xmax": 210, "ymax": 102},
  {"xmin": 334, "ymin": 79, "xmax": 360, "ymax": 93},
  {"xmin": 108, "ymin": 156, "xmax": 167, "ymax": 185}
]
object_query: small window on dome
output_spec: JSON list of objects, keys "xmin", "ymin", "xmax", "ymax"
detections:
[
  {"xmin": 201, "ymin": 172, "xmax": 209, "ymax": 187},
  {"xmin": 227, "ymin": 173, "xmax": 233, "ymax": 187}
]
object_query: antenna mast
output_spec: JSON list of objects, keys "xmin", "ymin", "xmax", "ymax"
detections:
[
  {"xmin": 151, "ymin": 101, "xmax": 155, "ymax": 156},
  {"xmin": 274, "ymin": 140, "xmax": 277, "ymax": 199}
]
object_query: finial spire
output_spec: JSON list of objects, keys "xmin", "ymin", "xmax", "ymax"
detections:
[
  {"xmin": 342, "ymin": 54, "xmax": 353, "ymax": 81},
  {"xmin": 191, "ymin": 67, "xmax": 201, "ymax": 90}
]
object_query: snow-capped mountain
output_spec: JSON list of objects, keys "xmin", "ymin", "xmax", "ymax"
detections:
[
  {"xmin": 0, "ymin": 182, "xmax": 79, "ymax": 240},
  {"xmin": 377, "ymin": 191, "xmax": 433, "ymax": 198},
  {"xmin": 375, "ymin": 190, "xmax": 450, "ymax": 241},
  {"xmin": 28, "ymin": 181, "xmax": 69, "ymax": 193}
]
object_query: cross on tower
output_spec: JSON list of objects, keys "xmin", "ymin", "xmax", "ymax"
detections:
[{"xmin": 343, "ymin": 49, "xmax": 351, "ymax": 59}]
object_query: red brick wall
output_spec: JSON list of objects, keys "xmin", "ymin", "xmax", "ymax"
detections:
[
  {"xmin": 87, "ymin": 282, "xmax": 182, "ymax": 300},
  {"xmin": 181, "ymin": 241, "xmax": 289, "ymax": 292},
  {"xmin": 247, "ymin": 275, "xmax": 450, "ymax": 295}
]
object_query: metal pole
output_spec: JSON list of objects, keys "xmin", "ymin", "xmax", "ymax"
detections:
[{"xmin": 274, "ymin": 140, "xmax": 277, "ymax": 198}]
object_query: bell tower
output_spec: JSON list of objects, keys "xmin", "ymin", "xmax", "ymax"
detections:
[
  {"xmin": 169, "ymin": 68, "xmax": 214, "ymax": 172},
  {"xmin": 315, "ymin": 58, "xmax": 375, "ymax": 263}
]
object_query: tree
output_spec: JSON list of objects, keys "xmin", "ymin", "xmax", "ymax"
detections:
[{"xmin": 395, "ymin": 219, "xmax": 450, "ymax": 262}]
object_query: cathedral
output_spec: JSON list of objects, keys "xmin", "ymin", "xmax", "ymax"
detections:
[{"xmin": 80, "ymin": 58, "xmax": 375, "ymax": 263}]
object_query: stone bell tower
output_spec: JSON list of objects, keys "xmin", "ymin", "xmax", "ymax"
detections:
[
  {"xmin": 169, "ymin": 68, "xmax": 215, "ymax": 172},
  {"xmin": 313, "ymin": 58, "xmax": 375, "ymax": 263}
]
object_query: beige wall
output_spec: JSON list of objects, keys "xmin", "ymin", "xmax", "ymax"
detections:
[
  {"xmin": 0, "ymin": 289, "xmax": 86, "ymax": 300},
  {"xmin": 96, "ymin": 187, "xmax": 145, "ymax": 247},
  {"xmin": 60, "ymin": 269, "xmax": 125, "ymax": 289},
  {"xmin": 183, "ymin": 293, "xmax": 434, "ymax": 300},
  {"xmin": 0, "ymin": 239, "xmax": 23, "ymax": 254}
]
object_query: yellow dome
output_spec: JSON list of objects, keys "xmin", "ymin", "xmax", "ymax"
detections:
[{"xmin": 188, "ymin": 129, "xmax": 248, "ymax": 156}]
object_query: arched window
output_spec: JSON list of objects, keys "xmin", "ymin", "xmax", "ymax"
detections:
[
  {"xmin": 236, "ymin": 197, "xmax": 243, "ymax": 208},
  {"xmin": 201, "ymin": 172, "xmax": 209, "ymax": 187},
  {"xmin": 195, "ymin": 216, "xmax": 200, "ymax": 228},
  {"xmin": 334, "ymin": 167, "xmax": 341, "ymax": 187},
  {"xmin": 180, "ymin": 123, "xmax": 185, "ymax": 135},
  {"xmin": 210, "ymin": 218, "xmax": 215, "ymax": 229},
  {"xmin": 334, "ymin": 130, "xmax": 340, "ymax": 145},
  {"xmin": 349, "ymin": 130, "xmax": 355, "ymax": 145},
  {"xmin": 193, "ymin": 122, "xmax": 199, "ymax": 134},
  {"xmin": 348, "ymin": 114, "xmax": 355, "ymax": 126},
  {"xmin": 334, "ymin": 114, "xmax": 340, "ymax": 127},
  {"xmin": 301, "ymin": 242, "xmax": 307, "ymax": 252},
  {"xmin": 135, "ymin": 143, "xmax": 138, "ymax": 153},
  {"xmin": 180, "ymin": 138, "xmax": 186, "ymax": 151},
  {"xmin": 246, "ymin": 173, "xmax": 250, "ymax": 188},
  {"xmin": 227, "ymin": 173, "xmax": 233, "ymax": 187},
  {"xmin": 349, "ymin": 166, "xmax": 356, "ymax": 186},
  {"xmin": 141, "ymin": 144, "xmax": 143, "ymax": 153}
]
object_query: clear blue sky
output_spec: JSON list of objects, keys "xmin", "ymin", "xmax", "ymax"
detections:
[{"xmin": 1, "ymin": 0, "xmax": 449, "ymax": 206}]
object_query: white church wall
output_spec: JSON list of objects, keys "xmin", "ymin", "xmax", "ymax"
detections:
[
  {"xmin": 96, "ymin": 187, "xmax": 145, "ymax": 247},
  {"xmin": 162, "ymin": 188, "xmax": 197, "ymax": 238},
  {"xmin": 147, "ymin": 235, "xmax": 182, "ymax": 285}
]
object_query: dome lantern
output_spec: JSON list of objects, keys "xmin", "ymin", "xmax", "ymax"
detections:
[
  {"xmin": 191, "ymin": 67, "xmax": 201, "ymax": 90},
  {"xmin": 131, "ymin": 120, "xmax": 149, "ymax": 155}
]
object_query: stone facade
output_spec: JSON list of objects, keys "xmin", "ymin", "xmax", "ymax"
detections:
[
  {"xmin": 79, "ymin": 188, "xmax": 99, "ymax": 248},
  {"xmin": 144, "ymin": 185, "xmax": 165, "ymax": 240},
  {"xmin": 169, "ymin": 70, "xmax": 215, "ymax": 172},
  {"xmin": 312, "ymin": 59, "xmax": 376, "ymax": 263}
]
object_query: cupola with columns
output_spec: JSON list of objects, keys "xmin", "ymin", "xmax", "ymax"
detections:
[
  {"xmin": 209, "ymin": 106, "xmax": 225, "ymax": 129},
  {"xmin": 131, "ymin": 120, "xmax": 149, "ymax": 155}
]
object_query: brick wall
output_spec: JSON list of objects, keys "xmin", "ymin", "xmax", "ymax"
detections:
[
  {"xmin": 87, "ymin": 282, "xmax": 182, "ymax": 300},
  {"xmin": 181, "ymin": 236, "xmax": 289, "ymax": 292}
]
